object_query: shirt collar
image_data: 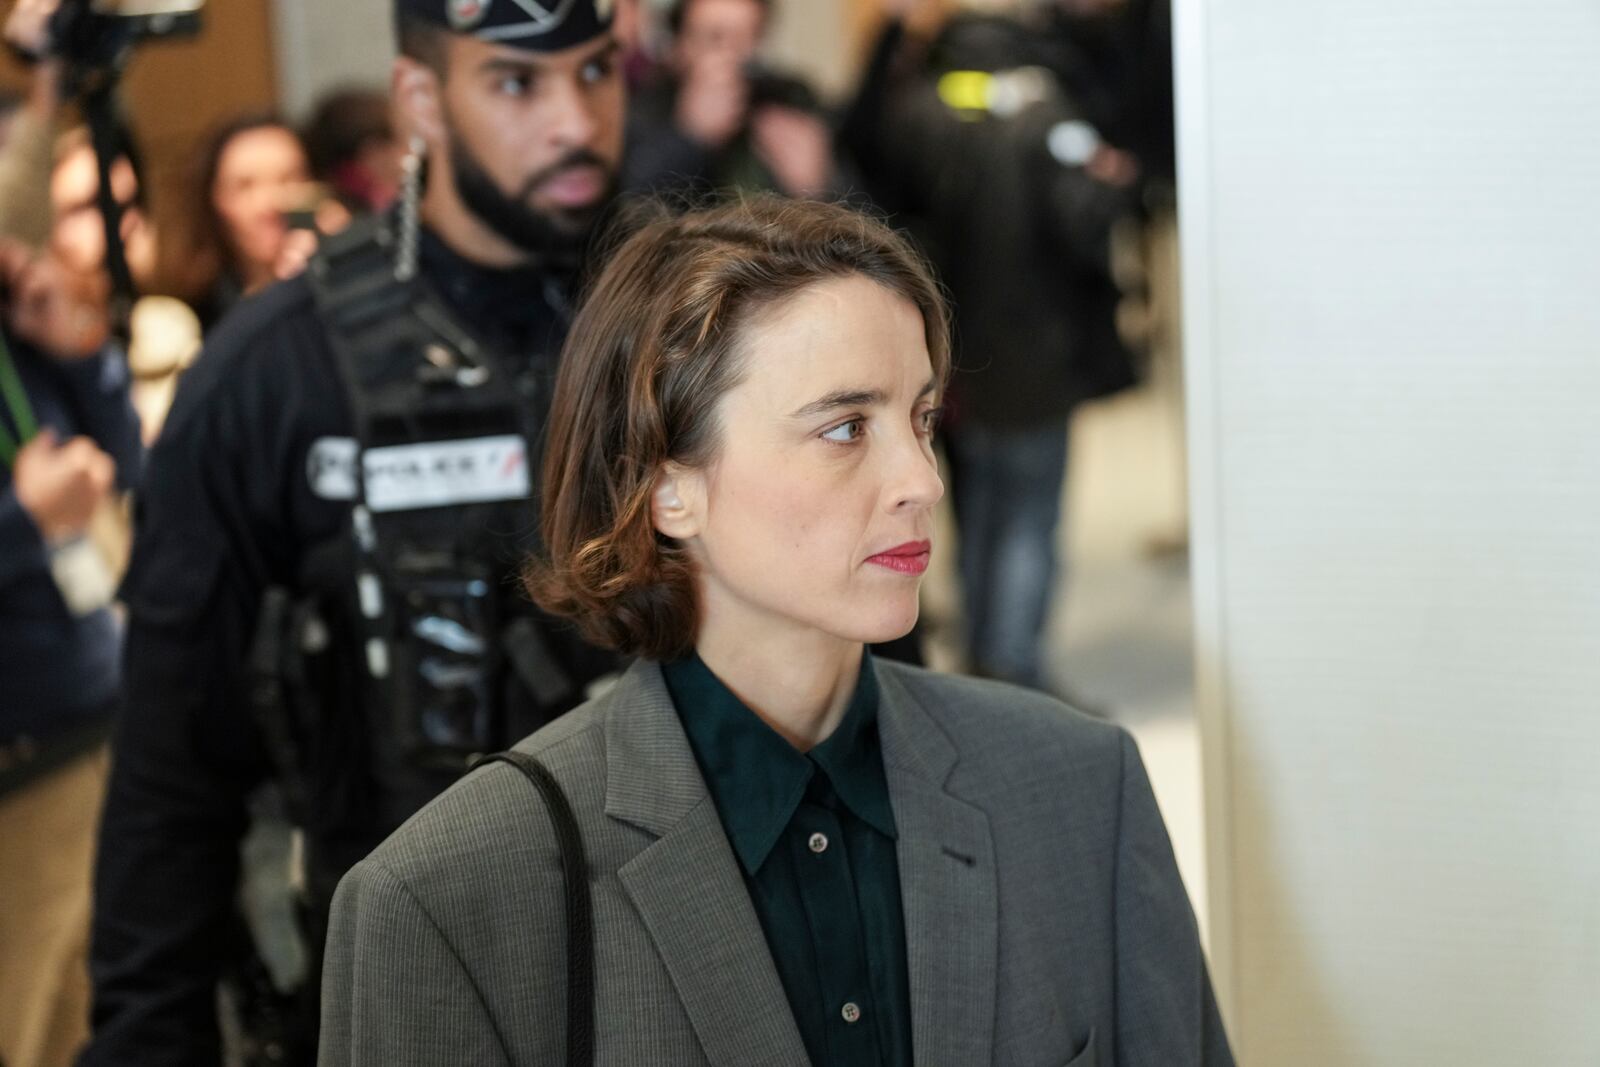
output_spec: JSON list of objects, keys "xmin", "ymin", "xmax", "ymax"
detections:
[{"xmin": 661, "ymin": 652, "xmax": 896, "ymax": 876}]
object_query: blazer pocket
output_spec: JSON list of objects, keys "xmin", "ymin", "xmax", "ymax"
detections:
[{"xmin": 1061, "ymin": 1027, "xmax": 1097, "ymax": 1067}]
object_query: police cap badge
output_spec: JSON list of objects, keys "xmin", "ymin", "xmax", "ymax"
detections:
[{"xmin": 396, "ymin": 0, "xmax": 614, "ymax": 52}]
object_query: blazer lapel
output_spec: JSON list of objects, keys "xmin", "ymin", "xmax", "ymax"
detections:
[
  {"xmin": 879, "ymin": 668, "xmax": 1000, "ymax": 1067},
  {"xmin": 604, "ymin": 662, "xmax": 811, "ymax": 1067}
]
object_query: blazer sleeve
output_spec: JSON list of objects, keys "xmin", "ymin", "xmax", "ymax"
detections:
[
  {"xmin": 1111, "ymin": 730, "xmax": 1235, "ymax": 1065},
  {"xmin": 319, "ymin": 858, "xmax": 512, "ymax": 1067}
]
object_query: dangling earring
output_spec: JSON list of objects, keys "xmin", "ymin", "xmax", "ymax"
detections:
[{"xmin": 395, "ymin": 135, "xmax": 426, "ymax": 282}]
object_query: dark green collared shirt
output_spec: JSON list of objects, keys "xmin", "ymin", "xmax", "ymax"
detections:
[{"xmin": 662, "ymin": 653, "xmax": 913, "ymax": 1067}]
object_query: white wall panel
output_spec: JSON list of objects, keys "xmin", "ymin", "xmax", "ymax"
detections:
[
  {"xmin": 1177, "ymin": 1, "xmax": 1600, "ymax": 1063},
  {"xmin": 272, "ymin": 0, "xmax": 394, "ymax": 119}
]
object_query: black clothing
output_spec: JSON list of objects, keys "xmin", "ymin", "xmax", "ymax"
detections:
[
  {"xmin": 83, "ymin": 229, "xmax": 610, "ymax": 1066},
  {"xmin": 0, "ymin": 344, "xmax": 141, "ymax": 796},
  {"xmin": 190, "ymin": 273, "xmax": 245, "ymax": 335},
  {"xmin": 1043, "ymin": 0, "xmax": 1176, "ymax": 188},
  {"xmin": 662, "ymin": 652, "xmax": 913, "ymax": 1067},
  {"xmin": 842, "ymin": 15, "xmax": 1137, "ymax": 429}
]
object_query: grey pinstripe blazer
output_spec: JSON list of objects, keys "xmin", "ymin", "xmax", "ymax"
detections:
[{"xmin": 318, "ymin": 659, "xmax": 1232, "ymax": 1066}]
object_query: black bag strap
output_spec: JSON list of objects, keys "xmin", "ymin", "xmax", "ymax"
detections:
[{"xmin": 472, "ymin": 751, "xmax": 594, "ymax": 1067}]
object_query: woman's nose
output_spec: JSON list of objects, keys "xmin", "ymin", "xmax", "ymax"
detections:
[{"xmin": 889, "ymin": 436, "xmax": 944, "ymax": 512}]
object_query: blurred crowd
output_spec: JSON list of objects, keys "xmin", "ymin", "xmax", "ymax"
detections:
[{"xmin": 0, "ymin": 0, "xmax": 1175, "ymax": 1063}]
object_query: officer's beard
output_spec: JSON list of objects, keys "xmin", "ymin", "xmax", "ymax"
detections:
[{"xmin": 449, "ymin": 129, "xmax": 615, "ymax": 270}]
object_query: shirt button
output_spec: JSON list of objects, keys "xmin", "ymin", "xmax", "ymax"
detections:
[
  {"xmin": 841, "ymin": 1002, "xmax": 862, "ymax": 1024},
  {"xmin": 808, "ymin": 832, "xmax": 829, "ymax": 854}
]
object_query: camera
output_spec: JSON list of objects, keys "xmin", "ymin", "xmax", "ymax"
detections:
[
  {"xmin": 39, "ymin": 0, "xmax": 204, "ymax": 92},
  {"xmin": 5, "ymin": 0, "xmax": 207, "ymax": 329},
  {"xmin": 743, "ymin": 61, "xmax": 821, "ymax": 114}
]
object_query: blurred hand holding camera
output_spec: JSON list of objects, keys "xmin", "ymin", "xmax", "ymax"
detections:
[
  {"xmin": 270, "ymin": 184, "xmax": 347, "ymax": 287},
  {"xmin": 272, "ymin": 226, "xmax": 319, "ymax": 285},
  {"xmin": 750, "ymin": 104, "xmax": 832, "ymax": 199}
]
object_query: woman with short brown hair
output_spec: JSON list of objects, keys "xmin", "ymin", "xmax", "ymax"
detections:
[
  {"xmin": 320, "ymin": 196, "xmax": 1230, "ymax": 1067},
  {"xmin": 530, "ymin": 195, "xmax": 951, "ymax": 663}
]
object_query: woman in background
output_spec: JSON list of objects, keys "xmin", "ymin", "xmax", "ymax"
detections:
[
  {"xmin": 176, "ymin": 114, "xmax": 326, "ymax": 328},
  {"xmin": 319, "ymin": 196, "xmax": 1230, "ymax": 1067},
  {"xmin": 301, "ymin": 88, "xmax": 403, "ymax": 217}
]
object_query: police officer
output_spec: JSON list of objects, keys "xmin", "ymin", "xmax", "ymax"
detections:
[{"xmin": 82, "ymin": 2, "xmax": 626, "ymax": 1063}]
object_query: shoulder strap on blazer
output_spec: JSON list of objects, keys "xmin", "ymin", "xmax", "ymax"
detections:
[{"xmin": 472, "ymin": 750, "xmax": 594, "ymax": 1067}]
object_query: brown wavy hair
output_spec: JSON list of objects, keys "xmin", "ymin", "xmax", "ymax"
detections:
[{"xmin": 527, "ymin": 195, "xmax": 951, "ymax": 661}]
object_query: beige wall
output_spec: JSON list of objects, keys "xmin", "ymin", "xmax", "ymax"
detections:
[
  {"xmin": 272, "ymin": 0, "xmax": 393, "ymax": 119},
  {"xmin": 1177, "ymin": 0, "xmax": 1600, "ymax": 1063},
  {"xmin": 271, "ymin": 0, "xmax": 862, "ymax": 114},
  {"xmin": 764, "ymin": 0, "xmax": 853, "ymax": 101}
]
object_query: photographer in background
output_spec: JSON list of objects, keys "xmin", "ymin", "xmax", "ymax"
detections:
[
  {"xmin": 5, "ymin": 0, "xmax": 207, "ymax": 447},
  {"xmin": 0, "ymin": 237, "xmax": 140, "ymax": 1067},
  {"xmin": 174, "ymin": 114, "xmax": 323, "ymax": 330},
  {"xmin": 50, "ymin": 128, "xmax": 200, "ymax": 442},
  {"xmin": 844, "ymin": 7, "xmax": 1141, "ymax": 693},
  {"xmin": 624, "ymin": 0, "xmax": 842, "ymax": 200}
]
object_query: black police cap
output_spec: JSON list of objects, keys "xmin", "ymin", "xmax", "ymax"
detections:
[{"xmin": 397, "ymin": 0, "xmax": 615, "ymax": 52}]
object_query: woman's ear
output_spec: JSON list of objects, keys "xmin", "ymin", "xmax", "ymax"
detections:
[{"xmin": 651, "ymin": 464, "xmax": 704, "ymax": 541}]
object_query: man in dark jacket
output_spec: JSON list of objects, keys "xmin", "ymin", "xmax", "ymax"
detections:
[
  {"xmin": 0, "ymin": 239, "xmax": 140, "ymax": 1067},
  {"xmin": 82, "ymin": 2, "xmax": 626, "ymax": 1063},
  {"xmin": 844, "ymin": 10, "xmax": 1139, "ymax": 691}
]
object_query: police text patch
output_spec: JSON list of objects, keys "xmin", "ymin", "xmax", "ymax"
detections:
[{"xmin": 362, "ymin": 435, "xmax": 531, "ymax": 513}]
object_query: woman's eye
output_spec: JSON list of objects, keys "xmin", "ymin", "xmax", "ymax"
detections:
[
  {"xmin": 919, "ymin": 408, "xmax": 943, "ymax": 435},
  {"xmin": 822, "ymin": 419, "xmax": 865, "ymax": 443},
  {"xmin": 581, "ymin": 57, "xmax": 614, "ymax": 85},
  {"xmin": 497, "ymin": 75, "xmax": 533, "ymax": 97}
]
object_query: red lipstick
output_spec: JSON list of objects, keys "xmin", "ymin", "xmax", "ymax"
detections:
[{"xmin": 866, "ymin": 540, "xmax": 932, "ymax": 576}]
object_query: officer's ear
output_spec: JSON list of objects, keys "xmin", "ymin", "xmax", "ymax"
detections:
[
  {"xmin": 392, "ymin": 54, "xmax": 446, "ymax": 149},
  {"xmin": 651, "ymin": 463, "xmax": 705, "ymax": 542}
]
